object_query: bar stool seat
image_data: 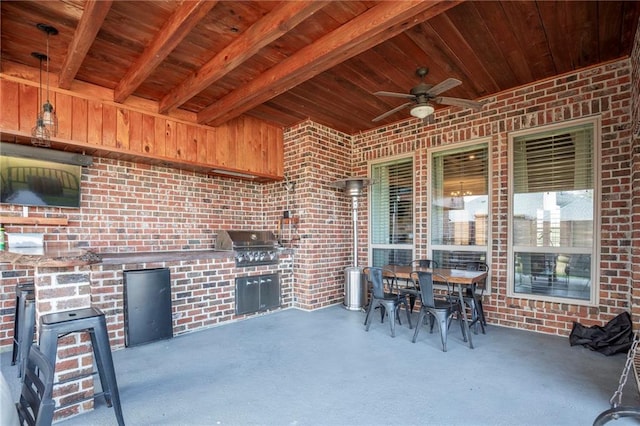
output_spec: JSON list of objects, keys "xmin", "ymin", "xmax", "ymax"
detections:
[
  {"xmin": 39, "ymin": 307, "xmax": 125, "ymax": 426},
  {"xmin": 12, "ymin": 282, "xmax": 36, "ymax": 379}
]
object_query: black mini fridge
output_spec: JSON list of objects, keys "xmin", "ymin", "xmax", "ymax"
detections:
[{"xmin": 124, "ymin": 268, "xmax": 173, "ymax": 347}]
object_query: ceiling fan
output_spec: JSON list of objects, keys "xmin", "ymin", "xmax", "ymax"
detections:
[{"xmin": 372, "ymin": 67, "xmax": 483, "ymax": 123}]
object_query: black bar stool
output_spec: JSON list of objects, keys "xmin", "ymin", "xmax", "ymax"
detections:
[
  {"xmin": 38, "ymin": 307, "xmax": 125, "ymax": 426},
  {"xmin": 12, "ymin": 282, "xmax": 35, "ymax": 377}
]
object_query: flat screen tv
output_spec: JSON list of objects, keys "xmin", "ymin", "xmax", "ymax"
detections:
[{"xmin": 1, "ymin": 152, "xmax": 83, "ymax": 208}]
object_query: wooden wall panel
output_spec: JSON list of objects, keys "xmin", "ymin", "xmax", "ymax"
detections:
[
  {"xmin": 185, "ymin": 125, "xmax": 198, "ymax": 162},
  {"xmin": 128, "ymin": 110, "xmax": 143, "ymax": 154},
  {"xmin": 0, "ymin": 80, "xmax": 19, "ymax": 130},
  {"xmin": 71, "ymin": 96, "xmax": 88, "ymax": 141},
  {"xmin": 153, "ymin": 116, "xmax": 166, "ymax": 157},
  {"xmin": 205, "ymin": 128, "xmax": 216, "ymax": 165},
  {"xmin": 1, "ymin": 79, "xmax": 283, "ymax": 179},
  {"xmin": 165, "ymin": 119, "xmax": 177, "ymax": 157},
  {"xmin": 102, "ymin": 104, "xmax": 117, "ymax": 148},
  {"xmin": 116, "ymin": 108, "xmax": 130, "ymax": 150},
  {"xmin": 87, "ymin": 99, "xmax": 103, "ymax": 144},
  {"xmin": 55, "ymin": 92, "xmax": 73, "ymax": 140},
  {"xmin": 214, "ymin": 125, "xmax": 231, "ymax": 167},
  {"xmin": 175, "ymin": 122, "xmax": 188, "ymax": 160},
  {"xmin": 197, "ymin": 127, "xmax": 207, "ymax": 163},
  {"xmin": 142, "ymin": 114, "xmax": 155, "ymax": 154},
  {"xmin": 18, "ymin": 84, "xmax": 37, "ymax": 133}
]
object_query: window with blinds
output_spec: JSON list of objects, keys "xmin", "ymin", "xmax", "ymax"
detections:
[
  {"xmin": 369, "ymin": 157, "xmax": 413, "ymax": 266},
  {"xmin": 430, "ymin": 143, "xmax": 489, "ymax": 269},
  {"xmin": 510, "ymin": 120, "xmax": 596, "ymax": 303},
  {"xmin": 513, "ymin": 125, "xmax": 592, "ymax": 193}
]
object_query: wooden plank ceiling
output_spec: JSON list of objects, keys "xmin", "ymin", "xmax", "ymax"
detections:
[{"xmin": 1, "ymin": 0, "xmax": 638, "ymax": 135}]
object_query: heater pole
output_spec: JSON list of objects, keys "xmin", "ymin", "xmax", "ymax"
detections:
[
  {"xmin": 352, "ymin": 195, "xmax": 358, "ymax": 268},
  {"xmin": 330, "ymin": 177, "xmax": 370, "ymax": 311}
]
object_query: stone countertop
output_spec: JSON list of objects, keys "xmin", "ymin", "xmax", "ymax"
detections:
[
  {"xmin": 0, "ymin": 247, "xmax": 102, "ymax": 267},
  {"xmin": 99, "ymin": 250, "xmax": 233, "ymax": 265},
  {"xmin": 1, "ymin": 247, "xmax": 292, "ymax": 267}
]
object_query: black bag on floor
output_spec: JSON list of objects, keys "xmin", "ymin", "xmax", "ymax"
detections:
[{"xmin": 569, "ymin": 311, "xmax": 633, "ymax": 356}]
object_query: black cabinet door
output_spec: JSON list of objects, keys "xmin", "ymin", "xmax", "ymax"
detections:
[{"xmin": 124, "ymin": 268, "xmax": 173, "ymax": 347}]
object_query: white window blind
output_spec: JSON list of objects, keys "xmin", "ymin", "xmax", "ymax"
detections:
[
  {"xmin": 513, "ymin": 124, "xmax": 593, "ymax": 193},
  {"xmin": 371, "ymin": 159, "xmax": 413, "ymax": 245},
  {"xmin": 370, "ymin": 158, "xmax": 413, "ymax": 266}
]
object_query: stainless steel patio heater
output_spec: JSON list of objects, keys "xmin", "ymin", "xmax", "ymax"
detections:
[{"xmin": 331, "ymin": 177, "xmax": 370, "ymax": 310}]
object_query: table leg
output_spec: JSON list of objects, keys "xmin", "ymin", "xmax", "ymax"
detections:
[{"xmin": 458, "ymin": 284, "xmax": 474, "ymax": 349}]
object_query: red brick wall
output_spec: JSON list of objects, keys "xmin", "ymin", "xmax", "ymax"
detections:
[
  {"xmin": 0, "ymin": 158, "xmax": 283, "ymax": 348},
  {"xmin": 281, "ymin": 123, "xmax": 353, "ymax": 309},
  {"xmin": 2, "ymin": 53, "xmax": 638, "ymax": 352},
  {"xmin": 90, "ymin": 258, "xmax": 293, "ymax": 350},
  {"xmin": 279, "ymin": 57, "xmax": 637, "ymax": 336},
  {"xmin": 349, "ymin": 58, "xmax": 635, "ymax": 336}
]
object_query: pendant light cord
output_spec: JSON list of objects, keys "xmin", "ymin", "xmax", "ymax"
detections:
[{"xmin": 45, "ymin": 31, "xmax": 50, "ymax": 103}]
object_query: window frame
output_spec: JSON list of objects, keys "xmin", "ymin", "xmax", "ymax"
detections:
[
  {"xmin": 506, "ymin": 116, "xmax": 601, "ymax": 305},
  {"xmin": 368, "ymin": 153, "xmax": 415, "ymax": 267},
  {"xmin": 427, "ymin": 138, "xmax": 492, "ymax": 291}
]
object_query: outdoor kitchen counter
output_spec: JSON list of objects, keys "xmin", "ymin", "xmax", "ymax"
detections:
[
  {"xmin": 1, "ymin": 247, "xmax": 293, "ymax": 266},
  {"xmin": 99, "ymin": 249, "xmax": 233, "ymax": 265},
  {"xmin": 0, "ymin": 246, "xmax": 102, "ymax": 267}
]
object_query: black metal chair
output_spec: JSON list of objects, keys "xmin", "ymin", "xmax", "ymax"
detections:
[
  {"xmin": 411, "ymin": 270, "xmax": 466, "ymax": 352},
  {"xmin": 452, "ymin": 261, "xmax": 488, "ymax": 334},
  {"xmin": 403, "ymin": 259, "xmax": 438, "ymax": 312},
  {"xmin": 411, "ymin": 259, "xmax": 438, "ymax": 269},
  {"xmin": 363, "ymin": 267, "xmax": 412, "ymax": 337},
  {"xmin": 16, "ymin": 345, "xmax": 55, "ymax": 426}
]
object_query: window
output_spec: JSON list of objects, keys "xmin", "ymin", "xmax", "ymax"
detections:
[
  {"xmin": 509, "ymin": 119, "xmax": 598, "ymax": 303},
  {"xmin": 429, "ymin": 142, "xmax": 490, "ymax": 271},
  {"xmin": 369, "ymin": 157, "xmax": 413, "ymax": 267}
]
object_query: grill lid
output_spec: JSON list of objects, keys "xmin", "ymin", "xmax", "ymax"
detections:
[{"xmin": 215, "ymin": 230, "xmax": 278, "ymax": 251}]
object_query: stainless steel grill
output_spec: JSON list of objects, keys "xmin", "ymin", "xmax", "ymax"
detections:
[{"xmin": 215, "ymin": 230, "xmax": 279, "ymax": 267}]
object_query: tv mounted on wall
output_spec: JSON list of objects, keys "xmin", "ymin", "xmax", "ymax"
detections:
[{"xmin": 0, "ymin": 142, "xmax": 92, "ymax": 209}]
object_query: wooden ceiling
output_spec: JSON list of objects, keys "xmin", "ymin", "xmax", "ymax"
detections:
[{"xmin": 2, "ymin": 1, "xmax": 639, "ymax": 135}]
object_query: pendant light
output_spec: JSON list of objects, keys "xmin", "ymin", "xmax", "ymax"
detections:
[
  {"xmin": 31, "ymin": 52, "xmax": 50, "ymax": 147},
  {"xmin": 38, "ymin": 23, "xmax": 59, "ymax": 136},
  {"xmin": 30, "ymin": 23, "xmax": 58, "ymax": 147}
]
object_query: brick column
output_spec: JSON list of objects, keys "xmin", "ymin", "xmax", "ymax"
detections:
[{"xmin": 34, "ymin": 265, "xmax": 96, "ymax": 420}]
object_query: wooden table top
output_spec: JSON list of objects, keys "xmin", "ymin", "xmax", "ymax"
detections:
[{"xmin": 383, "ymin": 264, "xmax": 488, "ymax": 285}]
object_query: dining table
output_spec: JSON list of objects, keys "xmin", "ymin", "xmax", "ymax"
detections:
[{"xmin": 383, "ymin": 264, "xmax": 488, "ymax": 349}]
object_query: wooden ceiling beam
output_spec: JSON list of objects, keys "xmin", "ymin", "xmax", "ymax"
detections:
[
  {"xmin": 198, "ymin": 0, "xmax": 461, "ymax": 126},
  {"xmin": 58, "ymin": 0, "xmax": 113, "ymax": 89},
  {"xmin": 113, "ymin": 0, "xmax": 217, "ymax": 103},
  {"xmin": 158, "ymin": 1, "xmax": 328, "ymax": 114}
]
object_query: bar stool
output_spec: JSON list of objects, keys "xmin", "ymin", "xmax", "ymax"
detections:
[
  {"xmin": 38, "ymin": 307, "xmax": 125, "ymax": 426},
  {"xmin": 11, "ymin": 282, "xmax": 35, "ymax": 377}
]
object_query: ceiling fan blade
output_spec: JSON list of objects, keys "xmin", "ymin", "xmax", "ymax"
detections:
[
  {"xmin": 372, "ymin": 102, "xmax": 413, "ymax": 122},
  {"xmin": 374, "ymin": 91, "xmax": 415, "ymax": 100},
  {"xmin": 435, "ymin": 96, "xmax": 483, "ymax": 111},
  {"xmin": 426, "ymin": 78, "xmax": 461, "ymax": 97}
]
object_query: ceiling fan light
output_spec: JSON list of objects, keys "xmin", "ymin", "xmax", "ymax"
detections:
[{"xmin": 410, "ymin": 104, "xmax": 434, "ymax": 119}]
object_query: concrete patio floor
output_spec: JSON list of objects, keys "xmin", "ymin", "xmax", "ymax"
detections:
[{"xmin": 1, "ymin": 304, "xmax": 637, "ymax": 425}]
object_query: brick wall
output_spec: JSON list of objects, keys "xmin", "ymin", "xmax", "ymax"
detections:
[
  {"xmin": 1, "ymin": 53, "xmax": 638, "ymax": 353},
  {"xmin": 278, "ymin": 57, "xmax": 637, "ymax": 336},
  {"xmin": 281, "ymin": 123, "xmax": 353, "ymax": 309},
  {"xmin": 90, "ymin": 257, "xmax": 294, "ymax": 350},
  {"xmin": 0, "ymin": 158, "xmax": 284, "ymax": 349},
  {"xmin": 348, "ymin": 58, "xmax": 635, "ymax": 336}
]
